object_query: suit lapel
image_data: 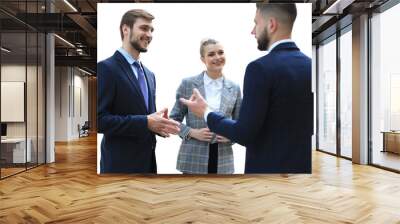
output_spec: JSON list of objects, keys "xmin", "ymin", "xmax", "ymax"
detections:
[
  {"xmin": 219, "ymin": 79, "xmax": 233, "ymax": 114},
  {"xmin": 193, "ymin": 72, "xmax": 206, "ymax": 103},
  {"xmin": 114, "ymin": 51, "xmax": 148, "ymax": 113}
]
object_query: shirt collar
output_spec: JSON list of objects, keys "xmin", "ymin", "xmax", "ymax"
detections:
[
  {"xmin": 118, "ymin": 47, "xmax": 140, "ymax": 65},
  {"xmin": 203, "ymin": 71, "xmax": 223, "ymax": 86},
  {"xmin": 267, "ymin": 39, "xmax": 293, "ymax": 53}
]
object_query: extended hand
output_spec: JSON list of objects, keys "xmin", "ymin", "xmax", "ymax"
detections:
[
  {"xmin": 163, "ymin": 108, "xmax": 169, "ymax": 119},
  {"xmin": 180, "ymin": 88, "xmax": 208, "ymax": 119},
  {"xmin": 147, "ymin": 108, "xmax": 180, "ymax": 137},
  {"xmin": 189, "ymin": 128, "xmax": 214, "ymax": 142}
]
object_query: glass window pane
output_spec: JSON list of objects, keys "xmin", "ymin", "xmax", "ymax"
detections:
[
  {"xmin": 340, "ymin": 29, "xmax": 352, "ymax": 158},
  {"xmin": 371, "ymin": 3, "xmax": 400, "ymax": 171},
  {"xmin": 1, "ymin": 1, "xmax": 46, "ymax": 179},
  {"xmin": 38, "ymin": 32, "xmax": 45, "ymax": 165},
  {"xmin": 1, "ymin": 30, "xmax": 27, "ymax": 177},
  {"xmin": 27, "ymin": 31, "xmax": 38, "ymax": 169},
  {"xmin": 318, "ymin": 37, "xmax": 337, "ymax": 154}
]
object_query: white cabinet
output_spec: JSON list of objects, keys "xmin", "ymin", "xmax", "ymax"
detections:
[{"xmin": 1, "ymin": 138, "xmax": 32, "ymax": 163}]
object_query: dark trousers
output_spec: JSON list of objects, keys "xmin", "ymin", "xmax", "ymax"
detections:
[{"xmin": 208, "ymin": 143, "xmax": 218, "ymax": 173}]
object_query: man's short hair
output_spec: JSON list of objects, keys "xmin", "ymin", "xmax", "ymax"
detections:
[
  {"xmin": 119, "ymin": 9, "xmax": 154, "ymax": 40},
  {"xmin": 256, "ymin": 3, "xmax": 297, "ymax": 30}
]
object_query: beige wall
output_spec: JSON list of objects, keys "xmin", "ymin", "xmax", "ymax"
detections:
[
  {"xmin": 54, "ymin": 66, "xmax": 89, "ymax": 141},
  {"xmin": 1, "ymin": 65, "xmax": 42, "ymax": 138},
  {"xmin": 1, "ymin": 64, "xmax": 45, "ymax": 164}
]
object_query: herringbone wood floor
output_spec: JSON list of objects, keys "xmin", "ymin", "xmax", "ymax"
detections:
[{"xmin": 1, "ymin": 135, "xmax": 400, "ymax": 223}]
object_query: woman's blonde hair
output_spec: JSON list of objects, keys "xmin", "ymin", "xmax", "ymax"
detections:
[{"xmin": 200, "ymin": 38, "xmax": 219, "ymax": 57}]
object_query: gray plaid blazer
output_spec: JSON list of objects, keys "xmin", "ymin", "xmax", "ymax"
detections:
[{"xmin": 170, "ymin": 72, "xmax": 242, "ymax": 174}]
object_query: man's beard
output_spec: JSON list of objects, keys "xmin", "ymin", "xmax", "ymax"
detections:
[
  {"xmin": 257, "ymin": 27, "xmax": 270, "ymax": 51},
  {"xmin": 129, "ymin": 32, "xmax": 148, "ymax": 53}
]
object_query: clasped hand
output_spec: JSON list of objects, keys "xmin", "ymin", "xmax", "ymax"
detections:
[
  {"xmin": 189, "ymin": 128, "xmax": 230, "ymax": 143},
  {"xmin": 147, "ymin": 108, "xmax": 180, "ymax": 137}
]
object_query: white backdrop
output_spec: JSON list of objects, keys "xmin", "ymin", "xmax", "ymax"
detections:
[{"xmin": 97, "ymin": 3, "xmax": 311, "ymax": 174}]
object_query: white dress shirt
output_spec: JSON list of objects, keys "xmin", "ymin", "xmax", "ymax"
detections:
[
  {"xmin": 266, "ymin": 39, "xmax": 293, "ymax": 54},
  {"xmin": 203, "ymin": 72, "xmax": 223, "ymax": 112},
  {"xmin": 118, "ymin": 47, "xmax": 145, "ymax": 81}
]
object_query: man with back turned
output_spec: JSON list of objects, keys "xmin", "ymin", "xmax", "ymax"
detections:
[{"xmin": 181, "ymin": 3, "xmax": 313, "ymax": 173}]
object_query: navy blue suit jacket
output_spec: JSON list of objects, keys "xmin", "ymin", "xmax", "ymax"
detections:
[
  {"xmin": 98, "ymin": 51, "xmax": 157, "ymax": 173},
  {"xmin": 207, "ymin": 42, "xmax": 313, "ymax": 173}
]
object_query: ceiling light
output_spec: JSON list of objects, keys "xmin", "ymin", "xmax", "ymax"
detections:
[
  {"xmin": 78, "ymin": 67, "xmax": 92, "ymax": 76},
  {"xmin": 54, "ymin": 34, "xmax": 75, "ymax": 48},
  {"xmin": 1, "ymin": 47, "xmax": 11, "ymax": 53},
  {"xmin": 63, "ymin": 0, "xmax": 78, "ymax": 12},
  {"xmin": 322, "ymin": 0, "xmax": 354, "ymax": 15}
]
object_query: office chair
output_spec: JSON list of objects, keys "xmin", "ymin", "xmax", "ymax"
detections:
[{"xmin": 79, "ymin": 121, "xmax": 90, "ymax": 138}]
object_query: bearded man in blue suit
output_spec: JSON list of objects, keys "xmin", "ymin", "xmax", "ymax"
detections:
[{"xmin": 181, "ymin": 3, "xmax": 313, "ymax": 173}]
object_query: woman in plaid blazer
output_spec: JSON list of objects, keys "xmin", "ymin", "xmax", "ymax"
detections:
[{"xmin": 170, "ymin": 39, "xmax": 242, "ymax": 174}]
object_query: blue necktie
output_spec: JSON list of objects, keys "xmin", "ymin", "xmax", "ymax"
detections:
[{"xmin": 133, "ymin": 61, "xmax": 149, "ymax": 110}]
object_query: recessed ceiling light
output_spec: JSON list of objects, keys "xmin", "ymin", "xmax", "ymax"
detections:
[
  {"xmin": 1, "ymin": 47, "xmax": 11, "ymax": 53},
  {"xmin": 54, "ymin": 34, "xmax": 75, "ymax": 48},
  {"xmin": 322, "ymin": 0, "xmax": 354, "ymax": 15},
  {"xmin": 77, "ymin": 67, "xmax": 92, "ymax": 76},
  {"xmin": 63, "ymin": 0, "xmax": 78, "ymax": 12}
]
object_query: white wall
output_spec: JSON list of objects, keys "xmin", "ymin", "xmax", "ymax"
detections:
[
  {"xmin": 1, "ymin": 65, "xmax": 26, "ymax": 143},
  {"xmin": 1, "ymin": 64, "xmax": 46, "ymax": 164},
  {"xmin": 72, "ymin": 72, "xmax": 89, "ymax": 138},
  {"xmin": 1, "ymin": 65, "xmax": 30, "ymax": 138},
  {"xmin": 55, "ymin": 67, "xmax": 68, "ymax": 141},
  {"xmin": 55, "ymin": 67, "xmax": 89, "ymax": 141},
  {"xmin": 1, "ymin": 65, "xmax": 26, "ymax": 82}
]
